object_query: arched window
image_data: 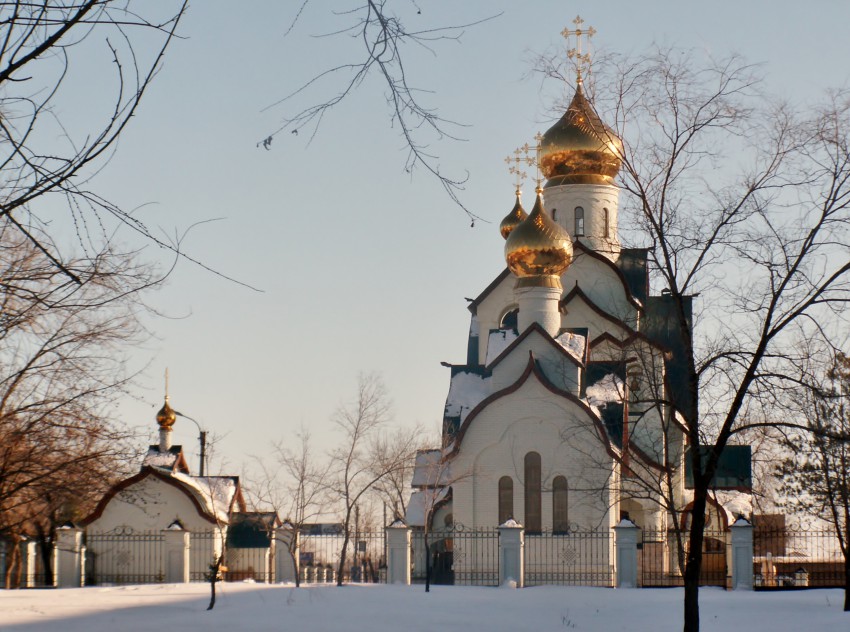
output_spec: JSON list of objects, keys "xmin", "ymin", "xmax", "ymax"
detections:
[
  {"xmin": 603, "ymin": 208, "xmax": 609, "ymax": 238},
  {"xmin": 574, "ymin": 206, "xmax": 585, "ymax": 236},
  {"xmin": 552, "ymin": 476, "xmax": 568, "ymax": 533},
  {"xmin": 551, "ymin": 208, "xmax": 558, "ymax": 221},
  {"xmin": 500, "ymin": 308, "xmax": 518, "ymax": 333},
  {"xmin": 498, "ymin": 476, "xmax": 513, "ymax": 525},
  {"xmin": 524, "ymin": 452, "xmax": 542, "ymax": 533}
]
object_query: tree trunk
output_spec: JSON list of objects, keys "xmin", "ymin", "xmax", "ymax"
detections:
[
  {"xmin": 336, "ymin": 531, "xmax": 350, "ymax": 587},
  {"xmin": 35, "ymin": 526, "xmax": 53, "ymax": 586},
  {"xmin": 683, "ymin": 489, "xmax": 708, "ymax": 632},
  {"xmin": 844, "ymin": 552, "xmax": 850, "ymax": 612},
  {"xmin": 289, "ymin": 545, "xmax": 301, "ymax": 588},
  {"xmin": 4, "ymin": 537, "xmax": 20, "ymax": 589},
  {"xmin": 207, "ymin": 555, "xmax": 222, "ymax": 611}
]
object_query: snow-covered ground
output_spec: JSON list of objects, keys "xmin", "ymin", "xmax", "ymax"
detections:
[{"xmin": 1, "ymin": 583, "xmax": 846, "ymax": 631}]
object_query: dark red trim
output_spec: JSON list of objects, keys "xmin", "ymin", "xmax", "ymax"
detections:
[
  {"xmin": 572, "ymin": 241, "xmax": 643, "ymax": 311},
  {"xmin": 448, "ymin": 352, "xmax": 617, "ymax": 461},
  {"xmin": 560, "ymin": 284, "xmax": 639, "ymax": 335},
  {"xmin": 487, "ymin": 321, "xmax": 585, "ymax": 370},
  {"xmin": 467, "ymin": 268, "xmax": 512, "ymax": 314},
  {"xmin": 81, "ymin": 466, "xmax": 220, "ymax": 526}
]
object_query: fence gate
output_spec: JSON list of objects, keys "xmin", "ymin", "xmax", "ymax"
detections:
[
  {"xmin": 412, "ymin": 525, "xmax": 499, "ymax": 586},
  {"xmin": 638, "ymin": 529, "xmax": 728, "ymax": 587},
  {"xmin": 525, "ymin": 529, "xmax": 614, "ymax": 586},
  {"xmin": 753, "ymin": 528, "xmax": 845, "ymax": 589},
  {"xmin": 85, "ymin": 530, "xmax": 165, "ymax": 585}
]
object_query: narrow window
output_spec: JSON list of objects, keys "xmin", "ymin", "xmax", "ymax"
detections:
[
  {"xmin": 524, "ymin": 452, "xmax": 542, "ymax": 533},
  {"xmin": 553, "ymin": 476, "xmax": 568, "ymax": 533},
  {"xmin": 552, "ymin": 208, "xmax": 558, "ymax": 221},
  {"xmin": 574, "ymin": 206, "xmax": 585, "ymax": 236},
  {"xmin": 498, "ymin": 476, "xmax": 514, "ymax": 524},
  {"xmin": 603, "ymin": 208, "xmax": 609, "ymax": 238}
]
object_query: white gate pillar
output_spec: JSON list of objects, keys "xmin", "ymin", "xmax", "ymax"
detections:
[
  {"xmin": 274, "ymin": 526, "xmax": 299, "ymax": 583},
  {"xmin": 55, "ymin": 526, "xmax": 84, "ymax": 588},
  {"xmin": 20, "ymin": 538, "xmax": 37, "ymax": 588},
  {"xmin": 614, "ymin": 518, "xmax": 639, "ymax": 588},
  {"xmin": 730, "ymin": 518, "xmax": 754, "ymax": 590},
  {"xmin": 498, "ymin": 519, "xmax": 524, "ymax": 588},
  {"xmin": 162, "ymin": 524, "xmax": 190, "ymax": 583},
  {"xmin": 385, "ymin": 520, "xmax": 411, "ymax": 585}
]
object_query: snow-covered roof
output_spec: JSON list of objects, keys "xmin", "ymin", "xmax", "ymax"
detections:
[
  {"xmin": 586, "ymin": 373, "xmax": 625, "ymax": 409},
  {"xmin": 411, "ymin": 449, "xmax": 453, "ymax": 487},
  {"xmin": 142, "ymin": 446, "xmax": 180, "ymax": 470},
  {"xmin": 444, "ymin": 371, "xmax": 491, "ymax": 423},
  {"xmin": 405, "ymin": 487, "xmax": 450, "ymax": 527},
  {"xmin": 555, "ymin": 331, "xmax": 586, "ymax": 363},
  {"xmin": 486, "ymin": 329, "xmax": 518, "ymax": 365},
  {"xmin": 171, "ymin": 473, "xmax": 238, "ymax": 522}
]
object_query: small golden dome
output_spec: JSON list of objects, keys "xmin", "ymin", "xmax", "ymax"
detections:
[
  {"xmin": 156, "ymin": 396, "xmax": 176, "ymax": 428},
  {"xmin": 539, "ymin": 81, "xmax": 623, "ymax": 186},
  {"xmin": 505, "ymin": 189, "xmax": 573, "ymax": 280},
  {"xmin": 499, "ymin": 189, "xmax": 527, "ymax": 240}
]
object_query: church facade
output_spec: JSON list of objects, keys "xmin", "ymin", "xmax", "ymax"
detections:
[{"xmin": 405, "ymin": 54, "xmax": 746, "ymax": 569}]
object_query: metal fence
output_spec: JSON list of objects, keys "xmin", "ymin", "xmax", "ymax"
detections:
[
  {"xmin": 753, "ymin": 528, "xmax": 845, "ymax": 589},
  {"xmin": 189, "ymin": 530, "xmax": 219, "ymax": 582},
  {"xmin": 638, "ymin": 529, "xmax": 728, "ymax": 587},
  {"xmin": 412, "ymin": 525, "xmax": 499, "ymax": 586},
  {"xmin": 525, "ymin": 529, "xmax": 614, "ymax": 587},
  {"xmin": 85, "ymin": 530, "xmax": 165, "ymax": 585},
  {"xmin": 299, "ymin": 529, "xmax": 386, "ymax": 583}
]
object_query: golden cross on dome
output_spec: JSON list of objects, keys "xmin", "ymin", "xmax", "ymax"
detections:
[
  {"xmin": 533, "ymin": 132, "xmax": 545, "ymax": 190},
  {"xmin": 504, "ymin": 146, "xmax": 533, "ymax": 191},
  {"xmin": 561, "ymin": 15, "xmax": 596, "ymax": 82}
]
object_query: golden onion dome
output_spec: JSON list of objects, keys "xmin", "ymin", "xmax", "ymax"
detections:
[
  {"xmin": 156, "ymin": 396, "xmax": 176, "ymax": 428},
  {"xmin": 505, "ymin": 188, "xmax": 573, "ymax": 280},
  {"xmin": 539, "ymin": 81, "xmax": 623, "ymax": 186},
  {"xmin": 499, "ymin": 189, "xmax": 527, "ymax": 240}
]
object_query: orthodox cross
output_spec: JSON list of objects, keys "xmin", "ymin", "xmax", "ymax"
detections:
[
  {"xmin": 561, "ymin": 15, "xmax": 596, "ymax": 81},
  {"xmin": 504, "ymin": 146, "xmax": 533, "ymax": 193}
]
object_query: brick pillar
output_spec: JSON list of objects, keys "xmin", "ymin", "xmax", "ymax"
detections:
[
  {"xmin": 498, "ymin": 520, "xmax": 524, "ymax": 588},
  {"xmin": 614, "ymin": 518, "xmax": 639, "ymax": 588},
  {"xmin": 385, "ymin": 520, "xmax": 411, "ymax": 585},
  {"xmin": 274, "ymin": 526, "xmax": 299, "ymax": 583},
  {"xmin": 730, "ymin": 518, "xmax": 754, "ymax": 590},
  {"xmin": 55, "ymin": 526, "xmax": 84, "ymax": 588},
  {"xmin": 162, "ymin": 526, "xmax": 190, "ymax": 583}
]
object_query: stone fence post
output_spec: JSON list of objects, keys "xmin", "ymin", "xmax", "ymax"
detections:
[
  {"xmin": 498, "ymin": 519, "xmax": 524, "ymax": 588},
  {"xmin": 162, "ymin": 524, "xmax": 190, "ymax": 583},
  {"xmin": 730, "ymin": 518, "xmax": 754, "ymax": 590},
  {"xmin": 54, "ymin": 526, "xmax": 84, "ymax": 588},
  {"xmin": 385, "ymin": 520, "xmax": 411, "ymax": 585},
  {"xmin": 274, "ymin": 526, "xmax": 299, "ymax": 583},
  {"xmin": 614, "ymin": 518, "xmax": 639, "ymax": 588}
]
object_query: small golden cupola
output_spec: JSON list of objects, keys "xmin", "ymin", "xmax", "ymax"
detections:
[
  {"xmin": 504, "ymin": 186, "xmax": 573, "ymax": 285},
  {"xmin": 538, "ymin": 79, "xmax": 623, "ymax": 186},
  {"xmin": 499, "ymin": 188, "xmax": 527, "ymax": 240},
  {"xmin": 156, "ymin": 396, "xmax": 177, "ymax": 428}
]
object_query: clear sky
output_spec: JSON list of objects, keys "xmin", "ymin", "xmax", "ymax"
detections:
[{"xmin": 81, "ymin": 1, "xmax": 850, "ymax": 475}]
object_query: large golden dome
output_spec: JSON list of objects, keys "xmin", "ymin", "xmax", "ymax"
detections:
[
  {"xmin": 539, "ymin": 81, "xmax": 623, "ymax": 185},
  {"xmin": 505, "ymin": 189, "xmax": 572, "ymax": 282},
  {"xmin": 499, "ymin": 189, "xmax": 527, "ymax": 240},
  {"xmin": 156, "ymin": 397, "xmax": 176, "ymax": 428}
]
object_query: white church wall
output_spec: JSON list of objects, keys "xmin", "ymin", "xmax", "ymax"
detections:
[
  {"xmin": 561, "ymin": 297, "xmax": 634, "ymax": 344},
  {"xmin": 545, "ymin": 183, "xmax": 621, "ymax": 257},
  {"xmin": 562, "ymin": 256, "xmax": 637, "ymax": 327},
  {"xmin": 451, "ymin": 377, "xmax": 617, "ymax": 532},
  {"xmin": 473, "ymin": 274, "xmax": 518, "ymax": 365},
  {"xmin": 87, "ymin": 475, "xmax": 219, "ymax": 534},
  {"xmin": 488, "ymin": 333, "xmax": 580, "ymax": 395}
]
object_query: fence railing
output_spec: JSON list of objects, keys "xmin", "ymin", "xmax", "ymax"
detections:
[
  {"xmin": 525, "ymin": 529, "xmax": 614, "ymax": 587},
  {"xmin": 412, "ymin": 525, "xmax": 500, "ymax": 586},
  {"xmin": 85, "ymin": 531, "xmax": 165, "ymax": 586},
  {"xmin": 638, "ymin": 529, "xmax": 728, "ymax": 588},
  {"xmin": 753, "ymin": 528, "xmax": 845, "ymax": 589},
  {"xmin": 299, "ymin": 529, "xmax": 386, "ymax": 583}
]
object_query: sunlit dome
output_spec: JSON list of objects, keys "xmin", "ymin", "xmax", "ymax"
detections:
[
  {"xmin": 499, "ymin": 190, "xmax": 528, "ymax": 240},
  {"xmin": 539, "ymin": 81, "xmax": 623, "ymax": 186},
  {"xmin": 156, "ymin": 397, "xmax": 177, "ymax": 428},
  {"xmin": 505, "ymin": 189, "xmax": 572, "ymax": 280}
]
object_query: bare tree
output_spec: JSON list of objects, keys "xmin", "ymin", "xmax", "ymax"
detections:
[
  {"xmin": 261, "ymin": 1, "xmax": 499, "ymax": 221},
  {"xmin": 0, "ymin": 220, "xmax": 158, "ymax": 585},
  {"xmin": 0, "ymin": 1, "xmax": 189, "ymax": 277},
  {"xmin": 325, "ymin": 373, "xmax": 417, "ymax": 586},
  {"xmin": 532, "ymin": 47, "xmax": 850, "ymax": 631},
  {"xmin": 371, "ymin": 424, "xmax": 423, "ymax": 521},
  {"xmin": 249, "ymin": 428, "xmax": 329, "ymax": 587},
  {"xmin": 779, "ymin": 351, "xmax": 850, "ymax": 610}
]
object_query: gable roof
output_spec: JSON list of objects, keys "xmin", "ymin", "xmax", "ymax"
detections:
[
  {"xmin": 448, "ymin": 352, "xmax": 617, "ymax": 460},
  {"xmin": 487, "ymin": 321, "xmax": 585, "ymax": 371},
  {"xmin": 81, "ymin": 466, "xmax": 222, "ymax": 526},
  {"xmin": 142, "ymin": 445, "xmax": 190, "ymax": 474},
  {"xmin": 571, "ymin": 241, "xmax": 643, "ymax": 311},
  {"xmin": 560, "ymin": 284, "xmax": 639, "ymax": 336},
  {"xmin": 467, "ymin": 268, "xmax": 512, "ymax": 315}
]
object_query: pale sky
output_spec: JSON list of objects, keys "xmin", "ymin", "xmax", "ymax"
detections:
[{"xmin": 78, "ymin": 1, "xmax": 850, "ymax": 475}]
